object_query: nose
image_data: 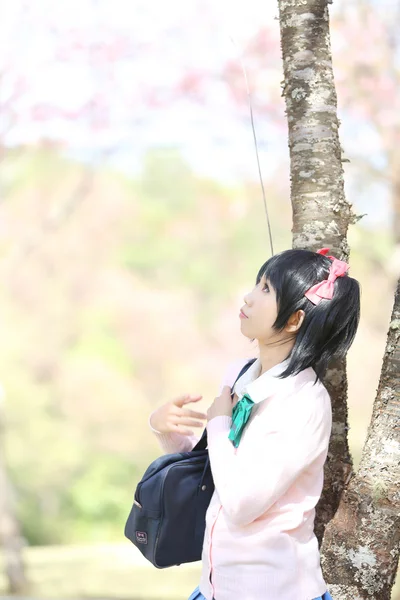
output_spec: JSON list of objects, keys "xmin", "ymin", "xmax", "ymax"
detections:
[{"xmin": 243, "ymin": 291, "xmax": 252, "ymax": 306}]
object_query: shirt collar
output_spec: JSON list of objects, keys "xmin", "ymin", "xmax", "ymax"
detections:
[{"xmin": 234, "ymin": 357, "xmax": 292, "ymax": 404}]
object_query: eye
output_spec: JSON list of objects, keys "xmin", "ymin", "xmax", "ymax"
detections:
[{"xmin": 262, "ymin": 281, "xmax": 270, "ymax": 293}]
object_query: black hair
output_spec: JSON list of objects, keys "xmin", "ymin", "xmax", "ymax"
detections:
[{"xmin": 256, "ymin": 249, "xmax": 361, "ymax": 383}]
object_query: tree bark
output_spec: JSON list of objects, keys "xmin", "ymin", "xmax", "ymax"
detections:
[
  {"xmin": 278, "ymin": 2, "xmax": 400, "ymax": 596},
  {"xmin": 277, "ymin": 0, "xmax": 358, "ymax": 543},
  {"xmin": 320, "ymin": 278, "xmax": 400, "ymax": 600}
]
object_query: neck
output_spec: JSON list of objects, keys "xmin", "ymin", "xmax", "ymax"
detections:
[{"xmin": 257, "ymin": 337, "xmax": 295, "ymax": 375}]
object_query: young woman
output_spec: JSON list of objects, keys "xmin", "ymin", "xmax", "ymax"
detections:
[{"xmin": 150, "ymin": 248, "xmax": 361, "ymax": 600}]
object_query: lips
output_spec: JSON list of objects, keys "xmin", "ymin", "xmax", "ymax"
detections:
[{"xmin": 239, "ymin": 309, "xmax": 248, "ymax": 319}]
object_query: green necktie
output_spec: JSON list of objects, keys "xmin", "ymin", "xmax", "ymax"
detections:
[{"xmin": 228, "ymin": 393, "xmax": 254, "ymax": 448}]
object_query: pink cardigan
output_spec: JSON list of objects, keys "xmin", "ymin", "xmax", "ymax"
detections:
[{"xmin": 151, "ymin": 358, "xmax": 332, "ymax": 600}]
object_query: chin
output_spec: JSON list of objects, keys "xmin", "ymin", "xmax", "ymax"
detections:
[
  {"xmin": 240, "ymin": 323, "xmax": 254, "ymax": 340},
  {"xmin": 241, "ymin": 334, "xmax": 254, "ymax": 342}
]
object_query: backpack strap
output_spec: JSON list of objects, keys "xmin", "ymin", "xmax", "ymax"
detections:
[{"xmin": 192, "ymin": 358, "xmax": 257, "ymax": 452}]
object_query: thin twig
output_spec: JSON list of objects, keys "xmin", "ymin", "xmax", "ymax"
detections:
[{"xmin": 230, "ymin": 36, "xmax": 274, "ymax": 256}]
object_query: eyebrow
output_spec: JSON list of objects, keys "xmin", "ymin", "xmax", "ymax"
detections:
[{"xmin": 261, "ymin": 275, "xmax": 274, "ymax": 291}]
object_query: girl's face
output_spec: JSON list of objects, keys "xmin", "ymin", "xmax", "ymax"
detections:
[{"xmin": 239, "ymin": 273, "xmax": 280, "ymax": 343}]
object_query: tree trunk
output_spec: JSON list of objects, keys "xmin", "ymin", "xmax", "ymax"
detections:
[
  {"xmin": 320, "ymin": 278, "xmax": 400, "ymax": 600},
  {"xmin": 0, "ymin": 399, "xmax": 28, "ymax": 594},
  {"xmin": 277, "ymin": 0, "xmax": 358, "ymax": 542},
  {"xmin": 278, "ymin": 1, "xmax": 400, "ymax": 597}
]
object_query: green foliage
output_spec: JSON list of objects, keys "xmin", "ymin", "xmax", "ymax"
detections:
[
  {"xmin": 70, "ymin": 308, "xmax": 134, "ymax": 377},
  {"xmin": 61, "ymin": 453, "xmax": 140, "ymax": 542},
  {"xmin": 138, "ymin": 148, "xmax": 198, "ymax": 212},
  {"xmin": 0, "ymin": 145, "xmax": 393, "ymax": 549},
  {"xmin": 15, "ymin": 442, "xmax": 139, "ymax": 545},
  {"xmin": 119, "ymin": 149, "xmax": 291, "ymax": 319}
]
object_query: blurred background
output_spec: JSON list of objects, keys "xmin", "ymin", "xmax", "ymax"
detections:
[{"xmin": 0, "ymin": 0, "xmax": 398, "ymax": 598}]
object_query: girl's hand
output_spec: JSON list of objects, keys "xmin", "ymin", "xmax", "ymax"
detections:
[
  {"xmin": 150, "ymin": 394, "xmax": 206, "ymax": 436},
  {"xmin": 207, "ymin": 386, "xmax": 233, "ymax": 422}
]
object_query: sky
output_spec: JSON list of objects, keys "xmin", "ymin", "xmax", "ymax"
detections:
[
  {"xmin": 2, "ymin": 0, "xmax": 286, "ymax": 179},
  {"xmin": 0, "ymin": 0, "xmax": 393, "ymax": 226}
]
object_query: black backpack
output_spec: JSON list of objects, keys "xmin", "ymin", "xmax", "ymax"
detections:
[{"xmin": 124, "ymin": 358, "xmax": 256, "ymax": 568}]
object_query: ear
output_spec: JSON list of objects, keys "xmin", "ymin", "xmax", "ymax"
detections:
[{"xmin": 285, "ymin": 309, "xmax": 305, "ymax": 333}]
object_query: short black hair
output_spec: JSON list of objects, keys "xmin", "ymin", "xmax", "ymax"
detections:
[{"xmin": 256, "ymin": 249, "xmax": 361, "ymax": 383}]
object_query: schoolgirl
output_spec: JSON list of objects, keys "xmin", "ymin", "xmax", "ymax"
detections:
[{"xmin": 150, "ymin": 248, "xmax": 360, "ymax": 600}]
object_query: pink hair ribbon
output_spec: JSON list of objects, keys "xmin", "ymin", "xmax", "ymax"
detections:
[{"xmin": 304, "ymin": 248, "xmax": 350, "ymax": 305}]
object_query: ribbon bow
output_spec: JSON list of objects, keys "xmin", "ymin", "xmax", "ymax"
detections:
[
  {"xmin": 228, "ymin": 393, "xmax": 254, "ymax": 448},
  {"xmin": 305, "ymin": 249, "xmax": 349, "ymax": 305}
]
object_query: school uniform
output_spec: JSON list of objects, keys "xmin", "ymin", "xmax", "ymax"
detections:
[
  {"xmin": 187, "ymin": 588, "xmax": 333, "ymax": 600},
  {"xmin": 151, "ymin": 357, "xmax": 333, "ymax": 600}
]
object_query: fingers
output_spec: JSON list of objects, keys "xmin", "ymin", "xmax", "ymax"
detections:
[
  {"xmin": 179, "ymin": 418, "xmax": 205, "ymax": 428},
  {"xmin": 168, "ymin": 395, "xmax": 206, "ymax": 436},
  {"xmin": 221, "ymin": 385, "xmax": 232, "ymax": 396},
  {"xmin": 174, "ymin": 394, "xmax": 203, "ymax": 408},
  {"xmin": 166, "ymin": 411, "xmax": 206, "ymax": 435},
  {"xmin": 182, "ymin": 394, "xmax": 203, "ymax": 405},
  {"xmin": 182, "ymin": 408, "xmax": 207, "ymax": 420},
  {"xmin": 173, "ymin": 425, "xmax": 195, "ymax": 436}
]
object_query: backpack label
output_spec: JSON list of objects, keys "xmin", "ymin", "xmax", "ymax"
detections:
[{"xmin": 136, "ymin": 531, "xmax": 148, "ymax": 544}]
